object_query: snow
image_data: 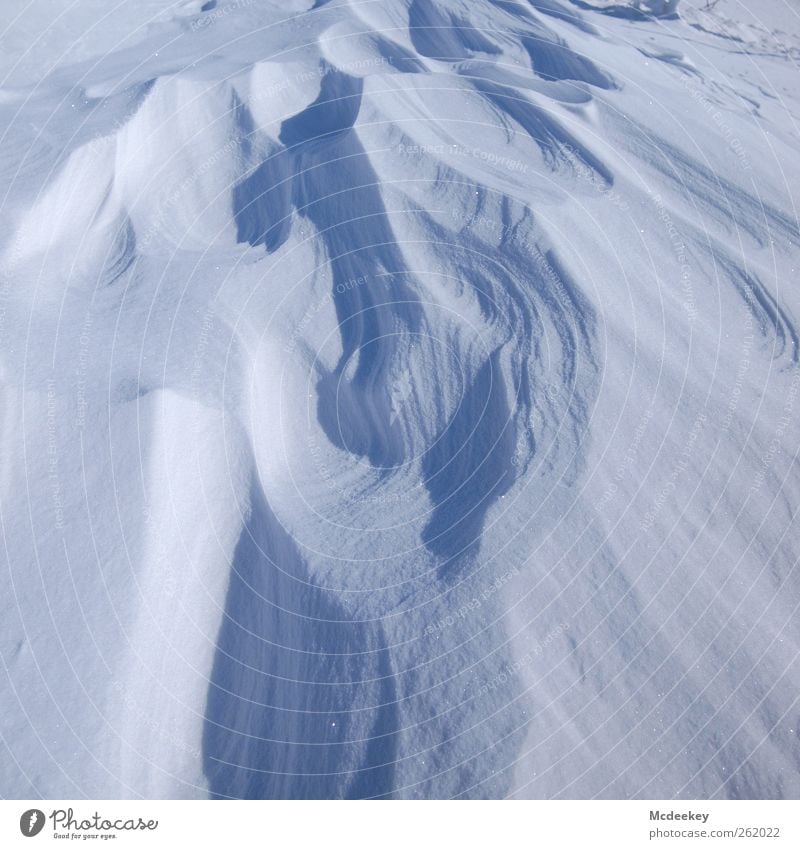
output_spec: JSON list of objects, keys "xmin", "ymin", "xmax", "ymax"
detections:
[{"xmin": 1, "ymin": 0, "xmax": 799, "ymax": 799}]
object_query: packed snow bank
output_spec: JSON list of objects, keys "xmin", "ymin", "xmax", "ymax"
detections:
[{"xmin": 1, "ymin": 0, "xmax": 799, "ymax": 798}]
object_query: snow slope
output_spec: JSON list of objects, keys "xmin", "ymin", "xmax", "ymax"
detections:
[{"xmin": 0, "ymin": 0, "xmax": 799, "ymax": 798}]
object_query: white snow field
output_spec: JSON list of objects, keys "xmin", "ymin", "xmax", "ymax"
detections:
[{"xmin": 0, "ymin": 0, "xmax": 799, "ymax": 799}]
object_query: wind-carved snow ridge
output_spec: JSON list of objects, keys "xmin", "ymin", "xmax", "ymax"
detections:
[
  {"xmin": 204, "ymin": 477, "xmax": 400, "ymax": 799},
  {"xmin": 1, "ymin": 0, "xmax": 799, "ymax": 800}
]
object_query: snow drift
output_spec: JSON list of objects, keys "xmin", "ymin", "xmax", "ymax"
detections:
[{"xmin": 1, "ymin": 0, "xmax": 799, "ymax": 799}]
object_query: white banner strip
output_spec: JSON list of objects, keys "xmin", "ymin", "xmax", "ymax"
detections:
[{"xmin": 2, "ymin": 800, "xmax": 798, "ymax": 848}]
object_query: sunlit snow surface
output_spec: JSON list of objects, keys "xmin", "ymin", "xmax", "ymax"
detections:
[{"xmin": 1, "ymin": 0, "xmax": 799, "ymax": 799}]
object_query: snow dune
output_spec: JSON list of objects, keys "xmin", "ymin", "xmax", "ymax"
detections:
[{"xmin": 1, "ymin": 0, "xmax": 799, "ymax": 798}]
